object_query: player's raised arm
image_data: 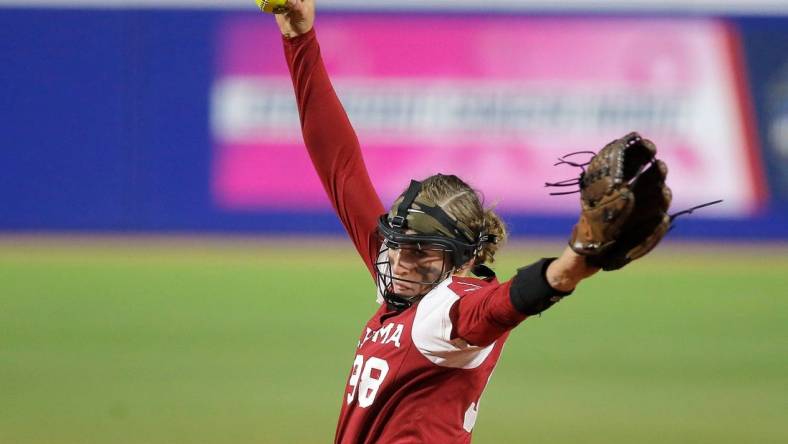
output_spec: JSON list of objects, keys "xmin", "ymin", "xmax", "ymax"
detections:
[{"xmin": 272, "ymin": 1, "xmax": 386, "ymax": 278}]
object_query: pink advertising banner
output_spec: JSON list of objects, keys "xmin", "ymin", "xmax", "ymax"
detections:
[{"xmin": 211, "ymin": 15, "xmax": 763, "ymax": 216}]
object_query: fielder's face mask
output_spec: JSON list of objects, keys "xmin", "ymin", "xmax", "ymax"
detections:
[{"xmin": 375, "ymin": 180, "xmax": 497, "ymax": 310}]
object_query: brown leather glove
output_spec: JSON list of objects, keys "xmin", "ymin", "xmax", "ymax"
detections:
[{"xmin": 569, "ymin": 132, "xmax": 672, "ymax": 271}]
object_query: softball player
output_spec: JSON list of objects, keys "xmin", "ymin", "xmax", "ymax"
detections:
[{"xmin": 274, "ymin": 2, "xmax": 603, "ymax": 442}]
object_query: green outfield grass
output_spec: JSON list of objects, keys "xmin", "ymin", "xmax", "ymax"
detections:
[{"xmin": 0, "ymin": 237, "xmax": 786, "ymax": 444}]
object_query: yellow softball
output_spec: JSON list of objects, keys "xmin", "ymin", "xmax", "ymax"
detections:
[{"xmin": 255, "ymin": 0, "xmax": 289, "ymax": 14}]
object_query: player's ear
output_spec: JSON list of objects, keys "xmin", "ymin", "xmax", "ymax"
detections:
[{"xmin": 454, "ymin": 258, "xmax": 476, "ymax": 276}]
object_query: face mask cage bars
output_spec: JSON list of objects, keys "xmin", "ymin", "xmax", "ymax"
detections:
[
  {"xmin": 373, "ymin": 242, "xmax": 452, "ymax": 310},
  {"xmin": 375, "ymin": 214, "xmax": 482, "ymax": 309}
]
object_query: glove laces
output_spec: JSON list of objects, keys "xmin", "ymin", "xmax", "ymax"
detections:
[{"xmin": 544, "ymin": 151, "xmax": 596, "ymax": 195}]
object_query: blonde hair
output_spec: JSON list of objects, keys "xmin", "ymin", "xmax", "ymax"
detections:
[{"xmin": 403, "ymin": 174, "xmax": 507, "ymax": 265}]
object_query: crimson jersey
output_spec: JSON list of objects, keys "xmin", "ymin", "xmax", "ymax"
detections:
[
  {"xmin": 283, "ymin": 29, "xmax": 564, "ymax": 443},
  {"xmin": 334, "ymin": 276, "xmax": 522, "ymax": 443}
]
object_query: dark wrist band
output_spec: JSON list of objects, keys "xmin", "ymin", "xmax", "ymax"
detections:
[{"xmin": 509, "ymin": 258, "xmax": 573, "ymax": 316}]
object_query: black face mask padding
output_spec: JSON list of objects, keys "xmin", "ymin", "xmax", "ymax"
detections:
[
  {"xmin": 391, "ymin": 180, "xmax": 473, "ymax": 245},
  {"xmin": 377, "ymin": 215, "xmax": 476, "ymax": 269}
]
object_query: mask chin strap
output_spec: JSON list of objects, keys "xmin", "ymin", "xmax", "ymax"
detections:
[{"xmin": 385, "ymin": 291, "xmax": 418, "ymax": 311}]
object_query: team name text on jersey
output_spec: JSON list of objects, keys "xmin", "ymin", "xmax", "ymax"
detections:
[{"xmin": 358, "ymin": 323, "xmax": 404, "ymax": 349}]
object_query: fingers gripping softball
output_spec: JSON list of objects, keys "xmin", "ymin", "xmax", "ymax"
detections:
[
  {"xmin": 258, "ymin": 0, "xmax": 315, "ymax": 38},
  {"xmin": 255, "ymin": 0, "xmax": 289, "ymax": 14}
]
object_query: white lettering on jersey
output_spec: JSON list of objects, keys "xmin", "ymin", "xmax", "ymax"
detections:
[
  {"xmin": 346, "ymin": 355, "xmax": 390, "ymax": 408},
  {"xmin": 358, "ymin": 323, "xmax": 404, "ymax": 349},
  {"xmin": 372, "ymin": 323, "xmax": 392, "ymax": 343},
  {"xmin": 358, "ymin": 327, "xmax": 374, "ymax": 348},
  {"xmin": 386, "ymin": 324, "xmax": 403, "ymax": 348},
  {"xmin": 346, "ymin": 354, "xmax": 365, "ymax": 405},
  {"xmin": 357, "ymin": 357, "xmax": 389, "ymax": 408}
]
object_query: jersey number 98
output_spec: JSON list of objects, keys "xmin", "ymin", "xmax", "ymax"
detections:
[{"xmin": 346, "ymin": 355, "xmax": 389, "ymax": 408}]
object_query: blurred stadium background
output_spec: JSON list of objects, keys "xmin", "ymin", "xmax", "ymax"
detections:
[{"xmin": 1, "ymin": 1, "xmax": 787, "ymax": 443}]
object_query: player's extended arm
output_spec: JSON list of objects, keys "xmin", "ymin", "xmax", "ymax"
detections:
[
  {"xmin": 545, "ymin": 247, "xmax": 600, "ymax": 291},
  {"xmin": 450, "ymin": 253, "xmax": 597, "ymax": 347},
  {"xmin": 277, "ymin": 1, "xmax": 385, "ymax": 277}
]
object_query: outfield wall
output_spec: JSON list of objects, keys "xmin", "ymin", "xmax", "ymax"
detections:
[{"xmin": 1, "ymin": 7, "xmax": 787, "ymax": 238}]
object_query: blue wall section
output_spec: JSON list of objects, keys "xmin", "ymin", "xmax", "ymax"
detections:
[
  {"xmin": 0, "ymin": 10, "xmax": 130, "ymax": 228},
  {"xmin": 0, "ymin": 8, "xmax": 786, "ymax": 238},
  {"xmin": 738, "ymin": 17, "xmax": 788, "ymax": 206}
]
